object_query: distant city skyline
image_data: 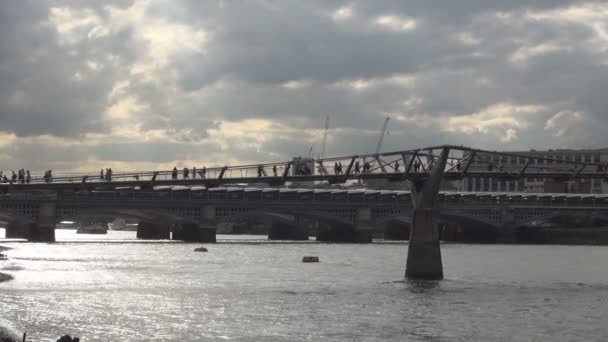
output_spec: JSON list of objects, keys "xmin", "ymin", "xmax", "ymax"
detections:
[{"xmin": 1, "ymin": 1, "xmax": 607, "ymax": 172}]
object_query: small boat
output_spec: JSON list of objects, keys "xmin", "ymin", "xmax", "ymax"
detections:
[
  {"xmin": 194, "ymin": 247, "xmax": 208, "ymax": 252},
  {"xmin": 0, "ymin": 253, "xmax": 8, "ymax": 260},
  {"xmin": 76, "ymin": 224, "xmax": 108, "ymax": 234}
]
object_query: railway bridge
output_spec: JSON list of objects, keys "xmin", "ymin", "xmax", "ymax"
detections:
[{"xmin": 1, "ymin": 188, "xmax": 607, "ymax": 243}]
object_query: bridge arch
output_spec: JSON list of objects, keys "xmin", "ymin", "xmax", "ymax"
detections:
[
  {"xmin": 376, "ymin": 211, "xmax": 501, "ymax": 242},
  {"xmin": 0, "ymin": 208, "xmax": 37, "ymax": 239},
  {"xmin": 57, "ymin": 208, "xmax": 196, "ymax": 226},
  {"xmin": 215, "ymin": 207, "xmax": 365, "ymax": 241},
  {"xmin": 513, "ymin": 211, "xmax": 608, "ymax": 230}
]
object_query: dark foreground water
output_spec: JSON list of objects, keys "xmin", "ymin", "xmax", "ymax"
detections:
[{"xmin": 1, "ymin": 230, "xmax": 607, "ymax": 342}]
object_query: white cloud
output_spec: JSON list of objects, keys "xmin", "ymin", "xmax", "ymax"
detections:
[
  {"xmin": 374, "ymin": 15, "xmax": 417, "ymax": 31},
  {"xmin": 445, "ymin": 103, "xmax": 545, "ymax": 135},
  {"xmin": 544, "ymin": 110, "xmax": 588, "ymax": 136},
  {"xmin": 332, "ymin": 6, "xmax": 354, "ymax": 21},
  {"xmin": 501, "ymin": 128, "xmax": 518, "ymax": 143},
  {"xmin": 510, "ymin": 42, "xmax": 572, "ymax": 64}
]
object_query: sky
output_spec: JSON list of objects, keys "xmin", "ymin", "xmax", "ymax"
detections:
[{"xmin": 0, "ymin": 0, "xmax": 607, "ymax": 173}]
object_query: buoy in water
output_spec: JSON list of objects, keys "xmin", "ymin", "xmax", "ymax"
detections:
[
  {"xmin": 302, "ymin": 256, "xmax": 319, "ymax": 263},
  {"xmin": 194, "ymin": 247, "xmax": 208, "ymax": 252}
]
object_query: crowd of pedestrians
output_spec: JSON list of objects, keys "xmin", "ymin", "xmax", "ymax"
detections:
[
  {"xmin": 0, "ymin": 169, "xmax": 33, "ymax": 184},
  {"xmin": 0, "ymin": 158, "xmax": 433, "ymax": 187},
  {"xmin": 171, "ymin": 166, "xmax": 207, "ymax": 180},
  {"xmin": 100, "ymin": 168, "xmax": 113, "ymax": 181}
]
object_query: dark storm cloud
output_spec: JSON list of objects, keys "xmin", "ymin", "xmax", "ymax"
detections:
[
  {"xmin": 0, "ymin": 1, "xmax": 139, "ymax": 137},
  {"xmin": 0, "ymin": 0, "xmax": 607, "ymax": 172}
]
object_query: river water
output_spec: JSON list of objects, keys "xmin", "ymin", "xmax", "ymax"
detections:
[{"xmin": 1, "ymin": 229, "xmax": 607, "ymax": 341}]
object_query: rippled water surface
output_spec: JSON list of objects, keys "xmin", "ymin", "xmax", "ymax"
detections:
[{"xmin": 1, "ymin": 230, "xmax": 607, "ymax": 341}]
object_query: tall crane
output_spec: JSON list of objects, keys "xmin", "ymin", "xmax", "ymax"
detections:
[
  {"xmin": 321, "ymin": 115, "xmax": 330, "ymax": 159},
  {"xmin": 373, "ymin": 116, "xmax": 390, "ymax": 174},
  {"xmin": 375, "ymin": 116, "xmax": 390, "ymax": 155}
]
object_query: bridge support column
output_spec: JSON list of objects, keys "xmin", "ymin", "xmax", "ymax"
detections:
[
  {"xmin": 174, "ymin": 206, "xmax": 217, "ymax": 242},
  {"xmin": 405, "ymin": 147, "xmax": 449, "ymax": 280},
  {"xmin": 498, "ymin": 207, "xmax": 517, "ymax": 243},
  {"xmin": 354, "ymin": 208, "xmax": 374, "ymax": 243},
  {"xmin": 30, "ymin": 203, "xmax": 56, "ymax": 242},
  {"xmin": 137, "ymin": 220, "xmax": 171, "ymax": 240}
]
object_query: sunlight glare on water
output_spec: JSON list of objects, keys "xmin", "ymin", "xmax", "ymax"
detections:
[{"xmin": 0, "ymin": 230, "xmax": 607, "ymax": 341}]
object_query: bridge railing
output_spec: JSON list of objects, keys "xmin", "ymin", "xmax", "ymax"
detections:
[{"xmin": 2, "ymin": 145, "xmax": 607, "ymax": 190}]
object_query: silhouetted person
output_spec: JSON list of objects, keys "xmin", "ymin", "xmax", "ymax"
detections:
[
  {"xmin": 257, "ymin": 165, "xmax": 264, "ymax": 177},
  {"xmin": 26, "ymin": 170, "xmax": 31, "ymax": 184},
  {"xmin": 354, "ymin": 161, "xmax": 360, "ymax": 174},
  {"xmin": 414, "ymin": 161, "xmax": 420, "ymax": 173},
  {"xmin": 100, "ymin": 169, "xmax": 104, "ymax": 180},
  {"xmin": 172, "ymin": 167, "xmax": 178, "ymax": 180},
  {"xmin": 363, "ymin": 162, "xmax": 370, "ymax": 173},
  {"xmin": 183, "ymin": 167, "xmax": 189, "ymax": 179},
  {"xmin": 107, "ymin": 168, "xmax": 112, "ymax": 181},
  {"xmin": 273, "ymin": 165, "xmax": 277, "ymax": 176},
  {"xmin": 44, "ymin": 170, "xmax": 52, "ymax": 183},
  {"xmin": 192, "ymin": 167, "xmax": 196, "ymax": 179},
  {"xmin": 395, "ymin": 161, "xmax": 400, "ymax": 172},
  {"xmin": 199, "ymin": 166, "xmax": 206, "ymax": 179},
  {"xmin": 11, "ymin": 171, "xmax": 17, "ymax": 183}
]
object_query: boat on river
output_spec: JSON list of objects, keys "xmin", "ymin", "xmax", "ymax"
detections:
[{"xmin": 0, "ymin": 253, "xmax": 8, "ymax": 260}]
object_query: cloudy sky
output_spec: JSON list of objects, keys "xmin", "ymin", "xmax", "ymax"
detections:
[{"xmin": 1, "ymin": 0, "xmax": 607, "ymax": 172}]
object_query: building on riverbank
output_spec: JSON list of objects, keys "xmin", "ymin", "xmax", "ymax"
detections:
[{"xmin": 459, "ymin": 148, "xmax": 608, "ymax": 193}]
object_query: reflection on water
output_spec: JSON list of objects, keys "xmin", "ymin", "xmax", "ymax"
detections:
[{"xmin": 0, "ymin": 230, "xmax": 607, "ymax": 341}]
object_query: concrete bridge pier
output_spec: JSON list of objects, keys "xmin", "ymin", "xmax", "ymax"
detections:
[
  {"xmin": 136, "ymin": 221, "xmax": 171, "ymax": 239},
  {"xmin": 354, "ymin": 208, "xmax": 374, "ymax": 243},
  {"xmin": 16, "ymin": 202, "xmax": 58, "ymax": 242},
  {"xmin": 498, "ymin": 207, "xmax": 517, "ymax": 243},
  {"xmin": 173, "ymin": 222, "xmax": 217, "ymax": 242},
  {"xmin": 405, "ymin": 147, "xmax": 449, "ymax": 280},
  {"xmin": 173, "ymin": 206, "xmax": 217, "ymax": 242}
]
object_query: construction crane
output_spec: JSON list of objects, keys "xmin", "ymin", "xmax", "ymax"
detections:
[
  {"xmin": 321, "ymin": 115, "xmax": 330, "ymax": 159},
  {"xmin": 375, "ymin": 116, "xmax": 390, "ymax": 155},
  {"xmin": 374, "ymin": 116, "xmax": 390, "ymax": 173}
]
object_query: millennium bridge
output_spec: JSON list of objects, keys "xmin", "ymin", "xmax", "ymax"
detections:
[{"xmin": 1, "ymin": 145, "xmax": 607, "ymax": 280}]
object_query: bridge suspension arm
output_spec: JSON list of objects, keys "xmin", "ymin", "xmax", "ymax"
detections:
[
  {"xmin": 571, "ymin": 165, "xmax": 586, "ymax": 180},
  {"xmin": 281, "ymin": 162, "xmax": 292, "ymax": 180},
  {"xmin": 344, "ymin": 157, "xmax": 357, "ymax": 178},
  {"xmin": 518, "ymin": 159, "xmax": 531, "ymax": 178},
  {"xmin": 404, "ymin": 151, "xmax": 418, "ymax": 176},
  {"xmin": 218, "ymin": 167, "xmax": 227, "ymax": 180}
]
